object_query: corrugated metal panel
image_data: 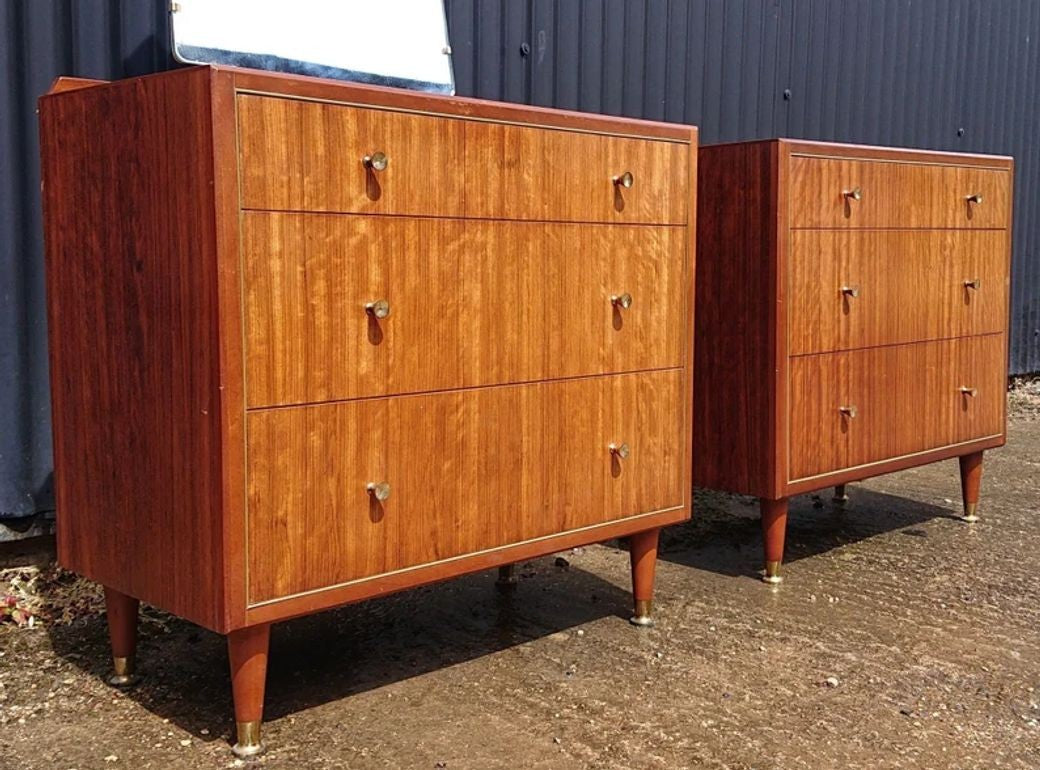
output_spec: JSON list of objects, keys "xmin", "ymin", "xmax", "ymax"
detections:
[{"xmin": 1, "ymin": 1, "xmax": 1038, "ymax": 534}]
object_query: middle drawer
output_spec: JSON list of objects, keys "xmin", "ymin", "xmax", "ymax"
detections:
[{"xmin": 243, "ymin": 213, "xmax": 686, "ymax": 407}]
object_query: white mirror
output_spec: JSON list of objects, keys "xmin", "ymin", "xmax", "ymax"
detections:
[{"xmin": 171, "ymin": 0, "xmax": 454, "ymax": 94}]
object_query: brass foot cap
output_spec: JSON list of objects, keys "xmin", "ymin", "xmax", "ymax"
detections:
[
  {"xmin": 763, "ymin": 561, "xmax": 783, "ymax": 585},
  {"xmin": 832, "ymin": 494, "xmax": 849, "ymax": 504},
  {"xmin": 108, "ymin": 673, "xmax": 138, "ymax": 687},
  {"xmin": 630, "ymin": 599, "xmax": 653, "ymax": 627},
  {"xmin": 629, "ymin": 614, "xmax": 654, "ymax": 627},
  {"xmin": 762, "ymin": 574, "xmax": 784, "ymax": 585},
  {"xmin": 232, "ymin": 722, "xmax": 264, "ymax": 759},
  {"xmin": 963, "ymin": 502, "xmax": 979, "ymax": 523},
  {"xmin": 108, "ymin": 656, "xmax": 137, "ymax": 688}
]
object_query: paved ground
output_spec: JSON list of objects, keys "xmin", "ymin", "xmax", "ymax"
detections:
[{"xmin": 1, "ymin": 394, "xmax": 1038, "ymax": 769}]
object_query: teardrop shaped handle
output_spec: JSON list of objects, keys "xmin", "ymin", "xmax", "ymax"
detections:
[
  {"xmin": 366, "ymin": 481, "xmax": 391, "ymax": 502},
  {"xmin": 612, "ymin": 171, "xmax": 634, "ymax": 189},
  {"xmin": 610, "ymin": 292, "xmax": 633, "ymax": 310},
  {"xmin": 363, "ymin": 152, "xmax": 389, "ymax": 171},
  {"xmin": 366, "ymin": 299, "xmax": 391, "ymax": 319},
  {"xmin": 609, "ymin": 442, "xmax": 631, "ymax": 460}
]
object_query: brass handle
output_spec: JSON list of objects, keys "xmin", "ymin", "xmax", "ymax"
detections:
[
  {"xmin": 366, "ymin": 481, "xmax": 391, "ymax": 502},
  {"xmin": 960, "ymin": 386, "xmax": 978, "ymax": 397},
  {"xmin": 963, "ymin": 279, "xmax": 981, "ymax": 290},
  {"xmin": 843, "ymin": 187, "xmax": 862, "ymax": 201},
  {"xmin": 365, "ymin": 299, "xmax": 391, "ymax": 319},
  {"xmin": 840, "ymin": 285, "xmax": 860, "ymax": 299},
  {"xmin": 363, "ymin": 151, "xmax": 389, "ymax": 171},
  {"xmin": 610, "ymin": 292, "xmax": 633, "ymax": 310},
  {"xmin": 609, "ymin": 442, "xmax": 631, "ymax": 460},
  {"xmin": 612, "ymin": 171, "xmax": 634, "ymax": 189},
  {"xmin": 839, "ymin": 405, "xmax": 858, "ymax": 419},
  {"xmin": 965, "ymin": 193, "xmax": 984, "ymax": 204}
]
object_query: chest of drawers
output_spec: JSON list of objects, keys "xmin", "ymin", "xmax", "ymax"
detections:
[
  {"xmin": 39, "ymin": 67, "xmax": 697, "ymax": 756},
  {"xmin": 694, "ymin": 140, "xmax": 1011, "ymax": 584}
]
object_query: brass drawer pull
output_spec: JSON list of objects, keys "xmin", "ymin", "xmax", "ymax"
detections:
[
  {"xmin": 363, "ymin": 151, "xmax": 389, "ymax": 171},
  {"xmin": 963, "ymin": 279, "xmax": 981, "ymax": 290},
  {"xmin": 959, "ymin": 386, "xmax": 978, "ymax": 397},
  {"xmin": 965, "ymin": 193, "xmax": 984, "ymax": 204},
  {"xmin": 612, "ymin": 171, "xmax": 634, "ymax": 189},
  {"xmin": 839, "ymin": 405, "xmax": 858, "ymax": 419},
  {"xmin": 366, "ymin": 481, "xmax": 391, "ymax": 502},
  {"xmin": 365, "ymin": 299, "xmax": 391, "ymax": 319},
  {"xmin": 840, "ymin": 285, "xmax": 860, "ymax": 299},
  {"xmin": 609, "ymin": 442, "xmax": 631, "ymax": 460},
  {"xmin": 843, "ymin": 186, "xmax": 862, "ymax": 201},
  {"xmin": 610, "ymin": 292, "xmax": 633, "ymax": 310}
]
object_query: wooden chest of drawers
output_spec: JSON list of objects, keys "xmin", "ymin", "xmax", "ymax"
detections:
[
  {"xmin": 39, "ymin": 67, "xmax": 696, "ymax": 756},
  {"xmin": 695, "ymin": 139, "xmax": 1012, "ymax": 583}
]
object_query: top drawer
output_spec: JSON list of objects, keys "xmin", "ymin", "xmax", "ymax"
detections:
[
  {"xmin": 788, "ymin": 155, "xmax": 1010, "ymax": 229},
  {"xmin": 237, "ymin": 94, "xmax": 688, "ymax": 224}
]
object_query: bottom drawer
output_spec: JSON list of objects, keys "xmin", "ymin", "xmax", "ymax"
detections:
[
  {"xmin": 246, "ymin": 370, "xmax": 684, "ymax": 604},
  {"xmin": 789, "ymin": 334, "xmax": 1005, "ymax": 481}
]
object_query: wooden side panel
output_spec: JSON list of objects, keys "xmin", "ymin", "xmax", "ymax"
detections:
[
  {"xmin": 246, "ymin": 371, "xmax": 683, "ymax": 604},
  {"xmin": 242, "ymin": 213, "xmax": 685, "ymax": 406},
  {"xmin": 693, "ymin": 142, "xmax": 780, "ymax": 498},
  {"xmin": 39, "ymin": 68, "xmax": 227, "ymax": 632},
  {"xmin": 788, "ymin": 156, "xmax": 1011, "ymax": 228},
  {"xmin": 464, "ymin": 122, "xmax": 688, "ymax": 224},
  {"xmin": 788, "ymin": 229, "xmax": 1009, "ymax": 354}
]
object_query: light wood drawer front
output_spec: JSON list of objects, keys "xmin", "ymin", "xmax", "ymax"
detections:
[
  {"xmin": 789, "ymin": 230, "xmax": 1009, "ymax": 355},
  {"xmin": 789, "ymin": 335, "xmax": 1005, "ymax": 481},
  {"xmin": 243, "ymin": 213, "xmax": 686, "ymax": 407},
  {"xmin": 246, "ymin": 371, "xmax": 684, "ymax": 603},
  {"xmin": 464, "ymin": 122, "xmax": 688, "ymax": 224},
  {"xmin": 238, "ymin": 94, "xmax": 466, "ymax": 216},
  {"xmin": 788, "ymin": 156, "xmax": 1010, "ymax": 229}
]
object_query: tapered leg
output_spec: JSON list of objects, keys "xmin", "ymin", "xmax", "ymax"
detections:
[
  {"xmin": 495, "ymin": 563, "xmax": 518, "ymax": 592},
  {"xmin": 959, "ymin": 451, "xmax": 984, "ymax": 523},
  {"xmin": 761, "ymin": 498, "xmax": 789, "ymax": 584},
  {"xmin": 228, "ymin": 624, "xmax": 271, "ymax": 759},
  {"xmin": 832, "ymin": 484, "xmax": 849, "ymax": 504},
  {"xmin": 104, "ymin": 587, "xmax": 139, "ymax": 687},
  {"xmin": 629, "ymin": 528, "xmax": 660, "ymax": 627}
]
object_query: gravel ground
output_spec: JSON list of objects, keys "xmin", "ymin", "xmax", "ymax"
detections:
[{"xmin": 1, "ymin": 388, "xmax": 1038, "ymax": 770}]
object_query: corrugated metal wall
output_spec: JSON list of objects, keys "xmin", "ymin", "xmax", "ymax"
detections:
[{"xmin": 1, "ymin": 1, "xmax": 1038, "ymax": 534}]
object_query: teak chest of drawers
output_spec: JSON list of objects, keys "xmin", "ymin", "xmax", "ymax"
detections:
[
  {"xmin": 695, "ymin": 139, "xmax": 1012, "ymax": 583},
  {"xmin": 39, "ymin": 67, "xmax": 697, "ymax": 756}
]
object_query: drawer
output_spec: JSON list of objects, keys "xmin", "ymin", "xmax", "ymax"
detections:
[
  {"xmin": 465, "ymin": 121, "xmax": 689, "ymax": 224},
  {"xmin": 246, "ymin": 371, "xmax": 685, "ymax": 603},
  {"xmin": 789, "ymin": 335, "xmax": 1005, "ymax": 481},
  {"xmin": 788, "ymin": 230, "xmax": 1009, "ymax": 355},
  {"xmin": 238, "ymin": 94, "xmax": 466, "ymax": 216},
  {"xmin": 788, "ymin": 156, "xmax": 1010, "ymax": 229},
  {"xmin": 242, "ymin": 213, "xmax": 686, "ymax": 407}
]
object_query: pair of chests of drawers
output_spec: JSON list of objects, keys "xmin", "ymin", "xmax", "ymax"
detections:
[
  {"xmin": 785, "ymin": 154, "xmax": 1011, "ymax": 481},
  {"xmin": 235, "ymin": 94, "xmax": 691, "ymax": 604}
]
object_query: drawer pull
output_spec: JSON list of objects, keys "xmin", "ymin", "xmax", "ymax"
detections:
[
  {"xmin": 840, "ymin": 285, "xmax": 860, "ymax": 299},
  {"xmin": 365, "ymin": 299, "xmax": 391, "ymax": 319},
  {"xmin": 965, "ymin": 193, "xmax": 984, "ymax": 204},
  {"xmin": 838, "ymin": 405, "xmax": 858, "ymax": 419},
  {"xmin": 612, "ymin": 171, "xmax": 634, "ymax": 189},
  {"xmin": 963, "ymin": 279, "xmax": 981, "ymax": 290},
  {"xmin": 610, "ymin": 292, "xmax": 633, "ymax": 310},
  {"xmin": 842, "ymin": 186, "xmax": 862, "ymax": 201},
  {"xmin": 959, "ymin": 386, "xmax": 978, "ymax": 397},
  {"xmin": 362, "ymin": 151, "xmax": 389, "ymax": 171},
  {"xmin": 366, "ymin": 481, "xmax": 391, "ymax": 502},
  {"xmin": 609, "ymin": 442, "xmax": 631, "ymax": 460}
]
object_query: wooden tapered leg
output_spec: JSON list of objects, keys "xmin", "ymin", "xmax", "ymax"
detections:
[
  {"xmin": 103, "ymin": 587, "xmax": 139, "ymax": 687},
  {"xmin": 832, "ymin": 484, "xmax": 849, "ymax": 504},
  {"xmin": 495, "ymin": 563, "xmax": 518, "ymax": 592},
  {"xmin": 629, "ymin": 528, "xmax": 660, "ymax": 627},
  {"xmin": 959, "ymin": 451, "xmax": 984, "ymax": 523},
  {"xmin": 228, "ymin": 624, "xmax": 271, "ymax": 759},
  {"xmin": 761, "ymin": 498, "xmax": 788, "ymax": 584}
]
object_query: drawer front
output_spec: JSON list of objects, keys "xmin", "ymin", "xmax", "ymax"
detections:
[
  {"xmin": 788, "ymin": 230, "xmax": 1009, "ymax": 355},
  {"xmin": 465, "ymin": 121, "xmax": 689, "ymax": 224},
  {"xmin": 238, "ymin": 94, "xmax": 466, "ymax": 216},
  {"xmin": 246, "ymin": 371, "xmax": 685, "ymax": 603},
  {"xmin": 788, "ymin": 156, "xmax": 1010, "ymax": 229},
  {"xmin": 789, "ymin": 335, "xmax": 1005, "ymax": 481},
  {"xmin": 243, "ymin": 213, "xmax": 686, "ymax": 407}
]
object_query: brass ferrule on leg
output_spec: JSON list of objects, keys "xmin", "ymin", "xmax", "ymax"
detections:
[
  {"xmin": 630, "ymin": 598, "xmax": 654, "ymax": 627},
  {"xmin": 108, "ymin": 655, "xmax": 137, "ymax": 687},
  {"xmin": 232, "ymin": 720, "xmax": 264, "ymax": 759},
  {"xmin": 763, "ymin": 561, "xmax": 783, "ymax": 585},
  {"xmin": 495, "ymin": 563, "xmax": 518, "ymax": 591},
  {"xmin": 963, "ymin": 502, "xmax": 979, "ymax": 523}
]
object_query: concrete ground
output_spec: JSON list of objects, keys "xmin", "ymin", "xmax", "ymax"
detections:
[{"xmin": 1, "ymin": 395, "xmax": 1038, "ymax": 769}]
